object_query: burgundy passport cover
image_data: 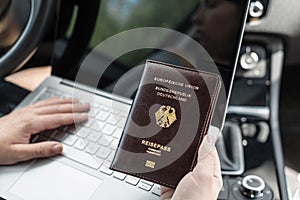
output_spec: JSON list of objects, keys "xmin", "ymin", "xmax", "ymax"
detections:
[{"xmin": 110, "ymin": 60, "xmax": 221, "ymax": 189}]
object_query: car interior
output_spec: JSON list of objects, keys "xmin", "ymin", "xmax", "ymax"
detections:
[{"xmin": 1, "ymin": 0, "xmax": 300, "ymax": 199}]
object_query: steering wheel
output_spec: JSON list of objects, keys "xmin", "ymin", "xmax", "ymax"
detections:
[{"xmin": 0, "ymin": 0, "xmax": 56, "ymax": 77}]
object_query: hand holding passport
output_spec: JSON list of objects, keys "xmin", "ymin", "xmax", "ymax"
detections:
[
  {"xmin": 110, "ymin": 60, "xmax": 221, "ymax": 189},
  {"xmin": 160, "ymin": 135, "xmax": 222, "ymax": 200}
]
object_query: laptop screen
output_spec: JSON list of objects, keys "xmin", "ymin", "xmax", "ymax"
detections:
[{"xmin": 52, "ymin": 0, "xmax": 250, "ymax": 128}]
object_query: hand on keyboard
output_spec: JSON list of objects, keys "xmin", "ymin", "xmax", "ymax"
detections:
[
  {"xmin": 0, "ymin": 97, "xmax": 90, "ymax": 165},
  {"xmin": 160, "ymin": 135, "xmax": 223, "ymax": 200}
]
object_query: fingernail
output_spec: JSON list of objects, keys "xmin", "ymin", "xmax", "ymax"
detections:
[
  {"xmin": 83, "ymin": 103, "xmax": 90, "ymax": 109},
  {"xmin": 52, "ymin": 144, "xmax": 62, "ymax": 154},
  {"xmin": 74, "ymin": 113, "xmax": 88, "ymax": 122},
  {"xmin": 198, "ymin": 135, "xmax": 216, "ymax": 159},
  {"xmin": 75, "ymin": 102, "xmax": 90, "ymax": 109},
  {"xmin": 72, "ymin": 98, "xmax": 79, "ymax": 103}
]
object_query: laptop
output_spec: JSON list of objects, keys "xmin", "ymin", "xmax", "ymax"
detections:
[{"xmin": 0, "ymin": 0, "xmax": 250, "ymax": 199}]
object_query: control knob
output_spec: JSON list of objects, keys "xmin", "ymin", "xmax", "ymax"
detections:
[
  {"xmin": 240, "ymin": 47, "xmax": 259, "ymax": 70},
  {"xmin": 239, "ymin": 175, "xmax": 265, "ymax": 199},
  {"xmin": 249, "ymin": 1, "xmax": 264, "ymax": 18}
]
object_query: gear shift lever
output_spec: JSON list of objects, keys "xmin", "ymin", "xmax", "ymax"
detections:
[{"xmin": 217, "ymin": 121, "xmax": 245, "ymax": 175}]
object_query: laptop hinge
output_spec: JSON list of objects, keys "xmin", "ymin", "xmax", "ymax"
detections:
[{"xmin": 61, "ymin": 79, "xmax": 132, "ymax": 105}]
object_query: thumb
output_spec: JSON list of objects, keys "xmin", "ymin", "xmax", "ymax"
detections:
[
  {"xmin": 198, "ymin": 134, "xmax": 217, "ymax": 160},
  {"xmin": 13, "ymin": 142, "xmax": 63, "ymax": 162}
]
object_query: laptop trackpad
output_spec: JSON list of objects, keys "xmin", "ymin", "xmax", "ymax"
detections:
[{"xmin": 9, "ymin": 159, "xmax": 102, "ymax": 200}]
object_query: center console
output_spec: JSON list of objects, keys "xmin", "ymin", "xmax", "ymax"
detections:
[{"xmin": 216, "ymin": 35, "xmax": 288, "ymax": 200}]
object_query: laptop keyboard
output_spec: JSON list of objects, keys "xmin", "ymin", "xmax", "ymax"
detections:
[{"xmin": 31, "ymin": 88, "xmax": 161, "ymax": 196}]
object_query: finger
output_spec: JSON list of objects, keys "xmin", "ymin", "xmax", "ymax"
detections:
[
  {"xmin": 160, "ymin": 186, "xmax": 174, "ymax": 200},
  {"xmin": 193, "ymin": 147, "xmax": 216, "ymax": 180},
  {"xmin": 198, "ymin": 134, "xmax": 216, "ymax": 160},
  {"xmin": 209, "ymin": 147, "xmax": 223, "ymax": 192},
  {"xmin": 12, "ymin": 142, "xmax": 63, "ymax": 162},
  {"xmin": 36, "ymin": 102, "xmax": 90, "ymax": 115},
  {"xmin": 32, "ymin": 97, "xmax": 79, "ymax": 108},
  {"xmin": 29, "ymin": 113, "xmax": 88, "ymax": 134},
  {"xmin": 192, "ymin": 135, "xmax": 218, "ymax": 181},
  {"xmin": 211, "ymin": 147, "xmax": 222, "ymax": 180}
]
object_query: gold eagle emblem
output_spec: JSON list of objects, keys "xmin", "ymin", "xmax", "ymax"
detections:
[{"xmin": 155, "ymin": 105, "xmax": 177, "ymax": 128}]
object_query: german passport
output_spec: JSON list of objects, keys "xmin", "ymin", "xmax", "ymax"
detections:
[{"xmin": 110, "ymin": 60, "xmax": 221, "ymax": 188}]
